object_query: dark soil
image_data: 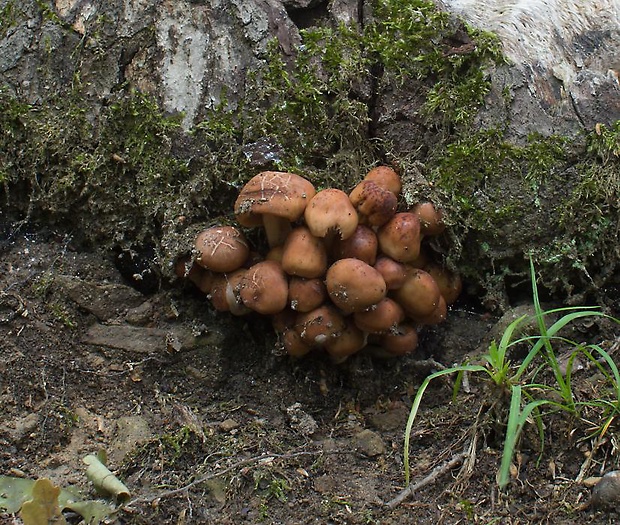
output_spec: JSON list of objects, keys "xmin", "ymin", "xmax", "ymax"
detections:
[{"xmin": 1, "ymin": 231, "xmax": 619, "ymax": 524}]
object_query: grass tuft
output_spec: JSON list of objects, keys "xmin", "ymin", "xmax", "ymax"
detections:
[{"xmin": 403, "ymin": 257, "xmax": 620, "ymax": 488}]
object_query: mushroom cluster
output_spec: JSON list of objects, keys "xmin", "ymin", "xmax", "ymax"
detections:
[{"xmin": 178, "ymin": 168, "xmax": 462, "ymax": 362}]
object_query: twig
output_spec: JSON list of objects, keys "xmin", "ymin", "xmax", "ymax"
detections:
[
  {"xmin": 386, "ymin": 452, "xmax": 466, "ymax": 509},
  {"xmin": 125, "ymin": 449, "xmax": 336, "ymax": 507}
]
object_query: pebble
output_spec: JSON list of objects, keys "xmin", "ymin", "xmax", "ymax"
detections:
[
  {"xmin": 352, "ymin": 429, "xmax": 386, "ymax": 457},
  {"xmin": 219, "ymin": 418, "xmax": 240, "ymax": 432},
  {"xmin": 286, "ymin": 402, "xmax": 318, "ymax": 436},
  {"xmin": 591, "ymin": 470, "xmax": 620, "ymax": 510}
]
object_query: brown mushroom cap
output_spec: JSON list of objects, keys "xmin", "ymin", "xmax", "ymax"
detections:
[
  {"xmin": 281, "ymin": 326, "xmax": 313, "ymax": 358},
  {"xmin": 296, "ymin": 304, "xmax": 346, "ymax": 347},
  {"xmin": 353, "ymin": 297, "xmax": 406, "ymax": 333},
  {"xmin": 209, "ymin": 269, "xmax": 250, "ymax": 315},
  {"xmin": 413, "ymin": 294, "xmax": 447, "ymax": 325},
  {"xmin": 194, "ymin": 267, "xmax": 216, "ymax": 295},
  {"xmin": 195, "ymin": 225, "xmax": 250, "ymax": 273},
  {"xmin": 176, "ymin": 257, "xmax": 216, "ymax": 294},
  {"xmin": 392, "ymin": 268, "xmax": 441, "ymax": 318},
  {"xmin": 349, "ymin": 180, "xmax": 398, "ymax": 227},
  {"xmin": 281, "ymin": 226, "xmax": 328, "ymax": 279},
  {"xmin": 377, "ymin": 212, "xmax": 422, "ymax": 263},
  {"xmin": 234, "ymin": 171, "xmax": 316, "ymax": 247},
  {"xmin": 332, "ymin": 224, "xmax": 378, "ymax": 265},
  {"xmin": 364, "ymin": 166, "xmax": 402, "ymax": 196},
  {"xmin": 239, "ymin": 260, "xmax": 289, "ymax": 315},
  {"xmin": 324, "ymin": 319, "xmax": 367, "ymax": 363},
  {"xmin": 288, "ymin": 277, "xmax": 327, "ymax": 312},
  {"xmin": 379, "ymin": 323, "xmax": 419, "ymax": 356},
  {"xmin": 326, "ymin": 258, "xmax": 387, "ymax": 313},
  {"xmin": 410, "ymin": 202, "xmax": 445, "ymax": 236},
  {"xmin": 373, "ymin": 256, "xmax": 407, "ymax": 290},
  {"xmin": 304, "ymin": 188, "xmax": 358, "ymax": 241},
  {"xmin": 424, "ymin": 264, "xmax": 463, "ymax": 305}
]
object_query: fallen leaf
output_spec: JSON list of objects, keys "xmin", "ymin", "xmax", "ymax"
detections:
[
  {"xmin": 20, "ymin": 478, "xmax": 67, "ymax": 525},
  {"xmin": 83, "ymin": 453, "xmax": 131, "ymax": 501}
]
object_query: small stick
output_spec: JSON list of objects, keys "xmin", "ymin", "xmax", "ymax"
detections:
[
  {"xmin": 125, "ymin": 449, "xmax": 336, "ymax": 507},
  {"xmin": 386, "ymin": 452, "xmax": 466, "ymax": 509}
]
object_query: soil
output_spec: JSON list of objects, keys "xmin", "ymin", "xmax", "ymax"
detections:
[{"xmin": 1, "ymin": 230, "xmax": 619, "ymax": 525}]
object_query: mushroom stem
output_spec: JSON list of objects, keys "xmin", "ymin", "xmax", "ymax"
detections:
[{"xmin": 263, "ymin": 214, "xmax": 292, "ymax": 248}]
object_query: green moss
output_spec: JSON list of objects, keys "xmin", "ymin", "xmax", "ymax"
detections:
[
  {"xmin": 2, "ymin": 0, "xmax": 616, "ymax": 301},
  {"xmin": 424, "ymin": 121, "xmax": 618, "ymax": 299},
  {"xmin": 234, "ymin": 0, "xmax": 506, "ymax": 187},
  {"xmin": 34, "ymin": 0, "xmax": 65, "ymax": 27},
  {"xmin": 0, "ymin": 0, "xmax": 21, "ymax": 39},
  {"xmin": 2, "ymin": 0, "xmax": 508, "ymax": 235},
  {"xmin": 552, "ymin": 123, "xmax": 620, "ymax": 282},
  {"xmin": 427, "ymin": 129, "xmax": 569, "ymax": 231}
]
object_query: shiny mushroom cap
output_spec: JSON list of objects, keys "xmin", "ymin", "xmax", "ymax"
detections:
[
  {"xmin": 296, "ymin": 304, "xmax": 347, "ymax": 347},
  {"xmin": 239, "ymin": 260, "xmax": 289, "ymax": 315},
  {"xmin": 332, "ymin": 224, "xmax": 378, "ymax": 265},
  {"xmin": 410, "ymin": 202, "xmax": 445, "ymax": 236},
  {"xmin": 392, "ymin": 267, "xmax": 441, "ymax": 318},
  {"xmin": 377, "ymin": 212, "xmax": 422, "ymax": 263},
  {"xmin": 304, "ymin": 188, "xmax": 358, "ymax": 241},
  {"xmin": 234, "ymin": 171, "xmax": 316, "ymax": 247},
  {"xmin": 353, "ymin": 297, "xmax": 405, "ymax": 334},
  {"xmin": 288, "ymin": 277, "xmax": 327, "ymax": 312},
  {"xmin": 281, "ymin": 226, "xmax": 328, "ymax": 279},
  {"xmin": 363, "ymin": 166, "xmax": 402, "ymax": 196},
  {"xmin": 195, "ymin": 225, "xmax": 250, "ymax": 273},
  {"xmin": 349, "ymin": 180, "xmax": 398, "ymax": 227},
  {"xmin": 325, "ymin": 258, "xmax": 387, "ymax": 313}
]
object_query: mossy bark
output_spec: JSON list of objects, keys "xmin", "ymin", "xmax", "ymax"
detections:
[{"xmin": 0, "ymin": 0, "xmax": 618, "ymax": 309}]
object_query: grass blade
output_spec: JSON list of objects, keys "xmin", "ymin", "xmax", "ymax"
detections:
[{"xmin": 404, "ymin": 365, "xmax": 486, "ymax": 484}]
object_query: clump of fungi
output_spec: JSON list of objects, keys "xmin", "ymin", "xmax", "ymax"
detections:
[{"xmin": 177, "ymin": 168, "xmax": 462, "ymax": 362}]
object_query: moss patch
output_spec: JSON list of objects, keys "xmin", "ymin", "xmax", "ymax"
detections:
[
  {"xmin": 425, "ymin": 125, "xmax": 618, "ymax": 305},
  {"xmin": 1, "ymin": 0, "xmax": 618, "ymax": 304}
]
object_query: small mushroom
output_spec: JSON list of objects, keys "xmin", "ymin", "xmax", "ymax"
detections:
[
  {"xmin": 281, "ymin": 327, "xmax": 313, "ymax": 358},
  {"xmin": 377, "ymin": 212, "xmax": 422, "ymax": 263},
  {"xmin": 234, "ymin": 171, "xmax": 316, "ymax": 247},
  {"xmin": 392, "ymin": 268, "xmax": 441, "ymax": 318},
  {"xmin": 324, "ymin": 319, "xmax": 367, "ymax": 363},
  {"xmin": 288, "ymin": 277, "xmax": 327, "ymax": 312},
  {"xmin": 304, "ymin": 188, "xmax": 358, "ymax": 241},
  {"xmin": 411, "ymin": 202, "xmax": 445, "ymax": 236},
  {"xmin": 425, "ymin": 263, "xmax": 463, "ymax": 305},
  {"xmin": 326, "ymin": 258, "xmax": 387, "ymax": 313},
  {"xmin": 209, "ymin": 269, "xmax": 250, "ymax": 315},
  {"xmin": 195, "ymin": 225, "xmax": 250, "ymax": 273},
  {"xmin": 353, "ymin": 297, "xmax": 406, "ymax": 333},
  {"xmin": 175, "ymin": 257, "xmax": 215, "ymax": 293},
  {"xmin": 296, "ymin": 304, "xmax": 346, "ymax": 347},
  {"xmin": 349, "ymin": 180, "xmax": 398, "ymax": 227},
  {"xmin": 281, "ymin": 226, "xmax": 328, "ymax": 279},
  {"xmin": 332, "ymin": 224, "xmax": 379, "ymax": 265},
  {"xmin": 239, "ymin": 260, "xmax": 289, "ymax": 315},
  {"xmin": 373, "ymin": 256, "xmax": 408, "ymax": 290},
  {"xmin": 379, "ymin": 323, "xmax": 419, "ymax": 356},
  {"xmin": 193, "ymin": 267, "xmax": 216, "ymax": 295},
  {"xmin": 363, "ymin": 165, "xmax": 402, "ymax": 196},
  {"xmin": 413, "ymin": 295, "xmax": 447, "ymax": 325}
]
